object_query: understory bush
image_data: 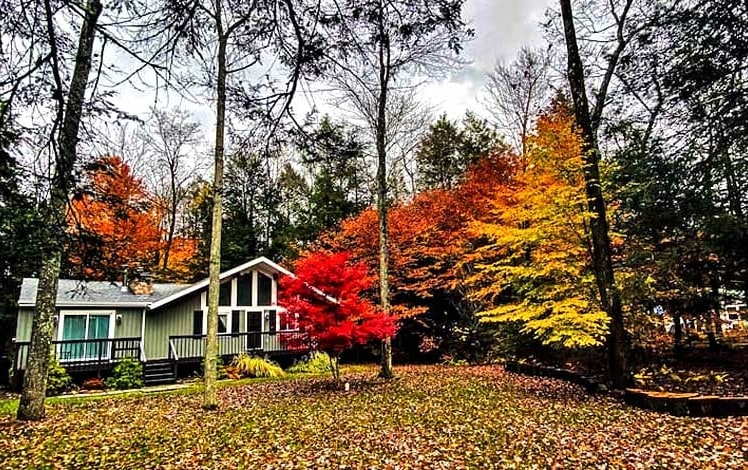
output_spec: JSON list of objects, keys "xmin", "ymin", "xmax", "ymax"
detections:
[
  {"xmin": 288, "ymin": 351, "xmax": 333, "ymax": 374},
  {"xmin": 200, "ymin": 355, "xmax": 228, "ymax": 380},
  {"xmin": 216, "ymin": 355, "xmax": 227, "ymax": 380},
  {"xmin": 105, "ymin": 357, "xmax": 144, "ymax": 390},
  {"xmin": 231, "ymin": 353, "xmax": 285, "ymax": 378},
  {"xmin": 46, "ymin": 356, "xmax": 72, "ymax": 396}
]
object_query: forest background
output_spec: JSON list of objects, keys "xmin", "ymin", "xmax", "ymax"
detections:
[{"xmin": 2, "ymin": 0, "xmax": 747, "ymax": 384}]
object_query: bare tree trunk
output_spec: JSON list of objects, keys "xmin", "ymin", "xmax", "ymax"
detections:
[
  {"xmin": 329, "ymin": 354, "xmax": 341, "ymax": 383},
  {"xmin": 203, "ymin": 13, "xmax": 227, "ymax": 411},
  {"xmin": 17, "ymin": 0, "xmax": 102, "ymax": 421},
  {"xmin": 708, "ymin": 275, "xmax": 722, "ymax": 349},
  {"xmin": 559, "ymin": 0, "xmax": 627, "ymax": 388},
  {"xmin": 673, "ymin": 308, "xmax": 683, "ymax": 355},
  {"xmin": 376, "ymin": 1, "xmax": 393, "ymax": 379},
  {"xmin": 162, "ymin": 185, "xmax": 178, "ymax": 270}
]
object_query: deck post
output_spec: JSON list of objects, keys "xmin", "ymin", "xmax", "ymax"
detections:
[
  {"xmin": 11, "ymin": 339, "xmax": 19, "ymax": 389},
  {"xmin": 97, "ymin": 339, "xmax": 104, "ymax": 377}
]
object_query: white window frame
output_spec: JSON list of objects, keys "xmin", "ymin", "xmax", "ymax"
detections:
[
  {"xmin": 56, "ymin": 310, "xmax": 116, "ymax": 361},
  {"xmin": 256, "ymin": 270, "xmax": 275, "ymax": 306},
  {"xmin": 277, "ymin": 309, "xmax": 297, "ymax": 332},
  {"xmin": 217, "ymin": 311, "xmax": 229, "ymax": 334},
  {"xmin": 199, "ymin": 269, "xmax": 279, "ymax": 335}
]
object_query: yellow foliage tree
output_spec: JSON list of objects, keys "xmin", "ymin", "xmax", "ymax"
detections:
[{"xmin": 467, "ymin": 99, "xmax": 609, "ymax": 348}]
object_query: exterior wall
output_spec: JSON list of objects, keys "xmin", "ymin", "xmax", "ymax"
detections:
[
  {"xmin": 14, "ymin": 264, "xmax": 286, "ymax": 363},
  {"xmin": 113, "ymin": 308, "xmax": 143, "ymax": 338},
  {"xmin": 145, "ymin": 293, "xmax": 201, "ymax": 360},
  {"xmin": 162, "ymin": 269, "xmax": 285, "ymax": 360},
  {"xmin": 14, "ymin": 307, "xmax": 143, "ymax": 341}
]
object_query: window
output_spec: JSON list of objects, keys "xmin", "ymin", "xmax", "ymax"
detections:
[
  {"xmin": 278, "ymin": 311, "xmax": 298, "ymax": 331},
  {"xmin": 59, "ymin": 312, "xmax": 113, "ymax": 360},
  {"xmin": 236, "ymin": 274, "xmax": 252, "ymax": 306},
  {"xmin": 219, "ymin": 282, "xmax": 232, "ymax": 306},
  {"xmin": 193, "ymin": 310, "xmax": 203, "ymax": 336},
  {"xmin": 218, "ymin": 313, "xmax": 228, "ymax": 334},
  {"xmin": 258, "ymin": 273, "xmax": 272, "ymax": 306},
  {"xmin": 267, "ymin": 309, "xmax": 277, "ymax": 334},
  {"xmin": 231, "ymin": 310, "xmax": 241, "ymax": 333}
]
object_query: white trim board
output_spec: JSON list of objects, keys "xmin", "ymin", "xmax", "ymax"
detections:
[{"xmin": 149, "ymin": 257, "xmax": 292, "ymax": 311}]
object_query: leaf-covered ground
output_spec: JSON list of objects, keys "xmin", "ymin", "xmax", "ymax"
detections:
[{"xmin": 1, "ymin": 365, "xmax": 746, "ymax": 469}]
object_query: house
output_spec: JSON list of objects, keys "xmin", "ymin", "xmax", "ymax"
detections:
[{"xmin": 12, "ymin": 257, "xmax": 306, "ymax": 387}]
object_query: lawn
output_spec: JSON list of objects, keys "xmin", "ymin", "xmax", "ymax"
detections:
[{"xmin": 1, "ymin": 365, "xmax": 746, "ymax": 469}]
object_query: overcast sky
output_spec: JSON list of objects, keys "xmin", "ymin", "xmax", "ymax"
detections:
[{"xmin": 422, "ymin": 0, "xmax": 554, "ymax": 118}]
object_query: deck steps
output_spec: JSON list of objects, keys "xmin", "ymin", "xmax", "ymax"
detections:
[{"xmin": 143, "ymin": 360, "xmax": 177, "ymax": 386}]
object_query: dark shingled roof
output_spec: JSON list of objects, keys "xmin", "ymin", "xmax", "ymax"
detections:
[{"xmin": 18, "ymin": 278, "xmax": 189, "ymax": 308}]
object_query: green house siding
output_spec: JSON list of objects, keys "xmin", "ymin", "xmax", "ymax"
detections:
[
  {"xmin": 145, "ymin": 293, "xmax": 201, "ymax": 360},
  {"xmin": 14, "ymin": 307, "xmax": 143, "ymax": 342},
  {"xmin": 16, "ymin": 262, "xmax": 286, "ymax": 365},
  {"xmin": 114, "ymin": 309, "xmax": 144, "ymax": 338}
]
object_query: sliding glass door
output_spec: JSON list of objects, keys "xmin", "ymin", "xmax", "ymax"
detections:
[{"xmin": 59, "ymin": 313, "xmax": 112, "ymax": 360}]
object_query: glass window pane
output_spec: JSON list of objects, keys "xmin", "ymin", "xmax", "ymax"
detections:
[
  {"xmin": 247, "ymin": 311, "xmax": 262, "ymax": 332},
  {"xmin": 218, "ymin": 314, "xmax": 227, "ymax": 334},
  {"xmin": 258, "ymin": 273, "xmax": 272, "ymax": 306},
  {"xmin": 88, "ymin": 315, "xmax": 110, "ymax": 339},
  {"xmin": 193, "ymin": 310, "xmax": 203, "ymax": 336},
  {"xmin": 236, "ymin": 274, "xmax": 252, "ymax": 306},
  {"xmin": 219, "ymin": 282, "xmax": 232, "ymax": 306},
  {"xmin": 86, "ymin": 315, "xmax": 110, "ymax": 359},
  {"xmin": 231, "ymin": 310, "xmax": 241, "ymax": 333},
  {"xmin": 267, "ymin": 309, "xmax": 277, "ymax": 334},
  {"xmin": 61, "ymin": 315, "xmax": 86, "ymax": 360},
  {"xmin": 62, "ymin": 316, "xmax": 86, "ymax": 340},
  {"xmin": 279, "ymin": 312, "xmax": 297, "ymax": 331}
]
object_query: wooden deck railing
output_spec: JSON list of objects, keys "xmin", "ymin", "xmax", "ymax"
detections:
[
  {"xmin": 168, "ymin": 331, "xmax": 309, "ymax": 362},
  {"xmin": 12, "ymin": 337, "xmax": 142, "ymax": 376}
]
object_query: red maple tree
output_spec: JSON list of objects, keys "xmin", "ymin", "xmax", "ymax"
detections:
[{"xmin": 279, "ymin": 251, "xmax": 397, "ymax": 381}]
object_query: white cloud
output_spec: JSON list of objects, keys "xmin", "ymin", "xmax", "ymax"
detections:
[{"xmin": 417, "ymin": 0, "xmax": 555, "ymax": 119}]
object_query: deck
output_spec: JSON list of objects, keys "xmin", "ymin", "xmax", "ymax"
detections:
[
  {"xmin": 167, "ymin": 331, "xmax": 309, "ymax": 363},
  {"xmin": 12, "ymin": 331, "xmax": 309, "ymax": 381},
  {"xmin": 12, "ymin": 337, "xmax": 142, "ymax": 376}
]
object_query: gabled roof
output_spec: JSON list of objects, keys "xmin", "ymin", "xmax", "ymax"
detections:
[
  {"xmin": 148, "ymin": 257, "xmax": 292, "ymax": 310},
  {"xmin": 18, "ymin": 278, "xmax": 187, "ymax": 308},
  {"xmin": 18, "ymin": 257, "xmax": 292, "ymax": 310}
]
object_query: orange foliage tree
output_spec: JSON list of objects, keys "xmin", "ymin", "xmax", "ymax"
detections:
[
  {"xmin": 66, "ymin": 156, "xmax": 164, "ymax": 280},
  {"xmin": 466, "ymin": 100, "xmax": 609, "ymax": 348},
  {"xmin": 319, "ymin": 99, "xmax": 625, "ymax": 355},
  {"xmin": 161, "ymin": 236, "xmax": 200, "ymax": 282},
  {"xmin": 318, "ymin": 153, "xmax": 518, "ymax": 356}
]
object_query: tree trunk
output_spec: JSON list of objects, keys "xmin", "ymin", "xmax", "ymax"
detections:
[
  {"xmin": 17, "ymin": 0, "xmax": 103, "ymax": 421},
  {"xmin": 330, "ymin": 354, "xmax": 341, "ymax": 383},
  {"xmin": 704, "ymin": 311, "xmax": 718, "ymax": 351},
  {"xmin": 203, "ymin": 15, "xmax": 227, "ymax": 411},
  {"xmin": 559, "ymin": 0, "xmax": 627, "ymax": 388},
  {"xmin": 17, "ymin": 251, "xmax": 61, "ymax": 420},
  {"xmin": 709, "ymin": 274, "xmax": 723, "ymax": 342},
  {"xmin": 673, "ymin": 309, "xmax": 683, "ymax": 356},
  {"xmin": 376, "ymin": 1, "xmax": 393, "ymax": 379},
  {"xmin": 162, "ymin": 188, "xmax": 178, "ymax": 270}
]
